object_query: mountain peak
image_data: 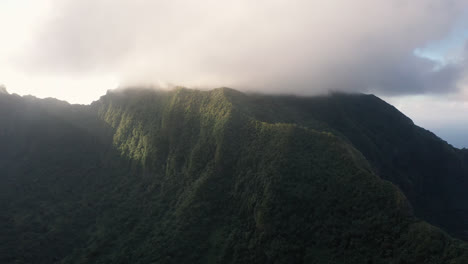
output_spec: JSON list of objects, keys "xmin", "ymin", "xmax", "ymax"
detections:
[{"xmin": 1, "ymin": 87, "xmax": 468, "ymax": 263}]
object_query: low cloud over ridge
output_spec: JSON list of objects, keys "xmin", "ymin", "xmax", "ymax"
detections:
[{"xmin": 18, "ymin": 0, "xmax": 468, "ymax": 96}]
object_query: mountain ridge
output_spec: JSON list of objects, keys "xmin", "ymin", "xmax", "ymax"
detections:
[{"xmin": 1, "ymin": 87, "xmax": 467, "ymax": 263}]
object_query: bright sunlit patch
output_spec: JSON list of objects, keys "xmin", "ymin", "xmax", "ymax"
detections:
[
  {"xmin": 0, "ymin": 0, "xmax": 52, "ymax": 58},
  {"xmin": 1, "ymin": 70, "xmax": 119, "ymax": 104}
]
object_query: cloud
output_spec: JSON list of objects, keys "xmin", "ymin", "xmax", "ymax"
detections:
[{"xmin": 17, "ymin": 0, "xmax": 468, "ymax": 96}]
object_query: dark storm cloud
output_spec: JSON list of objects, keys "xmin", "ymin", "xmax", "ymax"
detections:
[{"xmin": 19, "ymin": 0, "xmax": 468, "ymax": 96}]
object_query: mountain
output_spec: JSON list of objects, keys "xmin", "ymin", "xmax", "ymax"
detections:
[
  {"xmin": 0, "ymin": 87, "xmax": 467, "ymax": 264},
  {"xmin": 227, "ymin": 91, "xmax": 468, "ymax": 241}
]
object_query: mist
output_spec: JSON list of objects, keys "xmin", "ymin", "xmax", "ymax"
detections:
[{"xmin": 16, "ymin": 0, "xmax": 467, "ymax": 97}]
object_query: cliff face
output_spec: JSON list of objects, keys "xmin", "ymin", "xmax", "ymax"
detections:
[{"xmin": 0, "ymin": 88, "xmax": 467, "ymax": 264}]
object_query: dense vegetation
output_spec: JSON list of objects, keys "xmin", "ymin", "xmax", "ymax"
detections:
[
  {"xmin": 225, "ymin": 91, "xmax": 468, "ymax": 241},
  {"xmin": 0, "ymin": 87, "xmax": 467, "ymax": 263}
]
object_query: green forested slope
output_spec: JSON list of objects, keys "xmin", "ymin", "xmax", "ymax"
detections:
[
  {"xmin": 0, "ymin": 88, "xmax": 467, "ymax": 263},
  {"xmin": 0, "ymin": 93, "xmax": 125, "ymax": 263},
  {"xmin": 223, "ymin": 91, "xmax": 468, "ymax": 241}
]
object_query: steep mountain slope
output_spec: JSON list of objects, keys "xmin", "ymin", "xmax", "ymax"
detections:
[
  {"xmin": 224, "ymin": 91, "xmax": 468, "ymax": 240},
  {"xmin": 0, "ymin": 93, "xmax": 125, "ymax": 263},
  {"xmin": 0, "ymin": 88, "xmax": 467, "ymax": 263}
]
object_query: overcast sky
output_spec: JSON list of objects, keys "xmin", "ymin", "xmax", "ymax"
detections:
[{"xmin": 0, "ymin": 0, "xmax": 467, "ymax": 147}]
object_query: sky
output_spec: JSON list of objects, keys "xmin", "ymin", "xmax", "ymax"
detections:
[{"xmin": 0, "ymin": 0, "xmax": 467, "ymax": 148}]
